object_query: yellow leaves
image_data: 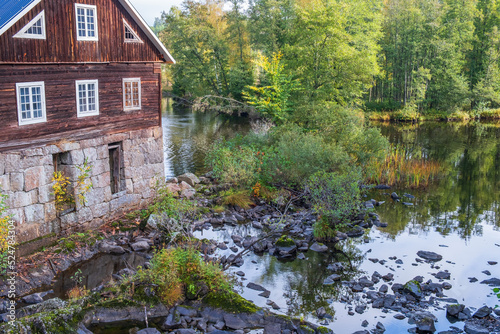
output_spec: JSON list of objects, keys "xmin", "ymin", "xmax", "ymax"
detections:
[
  {"xmin": 52, "ymin": 171, "xmax": 73, "ymax": 211},
  {"xmin": 52, "ymin": 158, "xmax": 93, "ymax": 211}
]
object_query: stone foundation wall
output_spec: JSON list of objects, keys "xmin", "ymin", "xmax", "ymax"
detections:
[{"xmin": 0, "ymin": 126, "xmax": 164, "ymax": 244}]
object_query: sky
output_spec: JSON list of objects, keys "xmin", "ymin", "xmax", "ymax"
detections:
[{"xmin": 129, "ymin": 0, "xmax": 183, "ymax": 25}]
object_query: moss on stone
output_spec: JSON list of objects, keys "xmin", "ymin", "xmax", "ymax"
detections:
[
  {"xmin": 299, "ymin": 324, "xmax": 315, "ymax": 334},
  {"xmin": 317, "ymin": 326, "xmax": 332, "ymax": 333},
  {"xmin": 204, "ymin": 291, "xmax": 259, "ymax": 313},
  {"xmin": 275, "ymin": 235, "xmax": 295, "ymax": 247}
]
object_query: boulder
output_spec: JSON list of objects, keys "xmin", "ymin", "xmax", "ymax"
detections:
[
  {"xmin": 137, "ymin": 329, "xmax": 161, "ymax": 334},
  {"xmin": 417, "ymin": 250, "xmax": 443, "ymax": 262},
  {"xmin": 480, "ymin": 278, "xmax": 500, "ymax": 286},
  {"xmin": 404, "ymin": 280, "xmax": 422, "ymax": 299},
  {"xmin": 131, "ymin": 241, "xmax": 150, "ymax": 252},
  {"xmin": 99, "ymin": 242, "xmax": 126, "ymax": 255},
  {"xmin": 309, "ymin": 242, "xmax": 328, "ymax": 252},
  {"xmin": 177, "ymin": 173, "xmax": 200, "ymax": 187},
  {"xmin": 180, "ymin": 188, "xmax": 196, "ymax": 199},
  {"xmin": 246, "ymin": 282, "xmax": 267, "ymax": 292},
  {"xmin": 473, "ymin": 306, "xmax": 492, "ymax": 318},
  {"xmin": 21, "ymin": 293, "xmax": 44, "ymax": 304},
  {"xmin": 166, "ymin": 183, "xmax": 182, "ymax": 195},
  {"xmin": 446, "ymin": 304, "xmax": 465, "ymax": 318},
  {"xmin": 464, "ymin": 323, "xmax": 490, "ymax": 334}
]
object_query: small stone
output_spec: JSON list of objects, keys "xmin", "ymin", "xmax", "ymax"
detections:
[
  {"xmin": 487, "ymin": 261, "xmax": 498, "ymax": 265},
  {"xmin": 473, "ymin": 306, "xmax": 492, "ymax": 318},
  {"xmin": 417, "ymin": 250, "xmax": 442, "ymax": 262},
  {"xmin": 309, "ymin": 242, "xmax": 328, "ymax": 252},
  {"xmin": 130, "ymin": 241, "xmax": 150, "ymax": 252}
]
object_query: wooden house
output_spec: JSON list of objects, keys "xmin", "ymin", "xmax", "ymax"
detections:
[{"xmin": 0, "ymin": 0, "xmax": 174, "ymax": 250}]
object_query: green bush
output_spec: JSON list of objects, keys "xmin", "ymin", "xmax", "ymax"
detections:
[
  {"xmin": 205, "ymin": 137, "xmax": 259, "ymax": 187},
  {"xmin": 307, "ymin": 170, "xmax": 362, "ymax": 229},
  {"xmin": 136, "ymin": 246, "xmax": 235, "ymax": 306}
]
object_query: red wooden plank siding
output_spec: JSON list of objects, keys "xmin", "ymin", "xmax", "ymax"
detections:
[
  {"xmin": 0, "ymin": 0, "xmax": 163, "ymax": 63},
  {"xmin": 0, "ymin": 63, "xmax": 160, "ymax": 151}
]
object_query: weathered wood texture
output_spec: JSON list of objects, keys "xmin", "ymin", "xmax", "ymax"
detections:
[
  {"xmin": 0, "ymin": 0, "xmax": 164, "ymax": 63},
  {"xmin": 0, "ymin": 63, "xmax": 161, "ymax": 151}
]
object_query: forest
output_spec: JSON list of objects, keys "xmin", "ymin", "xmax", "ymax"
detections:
[{"xmin": 156, "ymin": 0, "xmax": 500, "ymax": 118}]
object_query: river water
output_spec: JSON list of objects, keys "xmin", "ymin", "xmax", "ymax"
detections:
[{"xmin": 163, "ymin": 106, "xmax": 500, "ymax": 333}]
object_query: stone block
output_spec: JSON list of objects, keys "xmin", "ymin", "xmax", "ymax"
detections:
[
  {"xmin": 23, "ymin": 147, "xmax": 44, "ymax": 157},
  {"xmin": 96, "ymin": 145, "xmax": 108, "ymax": 159},
  {"xmin": 7, "ymin": 208, "xmax": 25, "ymax": 223},
  {"xmin": 20, "ymin": 156, "xmax": 42, "ymax": 169},
  {"xmin": 0, "ymin": 158, "xmax": 5, "ymax": 175},
  {"xmin": 92, "ymin": 202, "xmax": 109, "ymax": 218},
  {"xmin": 153, "ymin": 126, "xmax": 162, "ymax": 139},
  {"xmin": 92, "ymin": 159, "xmax": 110, "ymax": 176},
  {"xmin": 69, "ymin": 150, "xmax": 85, "ymax": 165},
  {"xmin": 80, "ymin": 218, "xmax": 103, "ymax": 231},
  {"xmin": 43, "ymin": 145, "xmax": 62, "ymax": 155},
  {"xmin": 4, "ymin": 154, "xmax": 21, "ymax": 173},
  {"xmin": 77, "ymin": 207, "xmax": 93, "ymax": 223},
  {"xmin": 110, "ymin": 193, "xmax": 141, "ymax": 212},
  {"xmin": 85, "ymin": 187, "xmax": 105, "ymax": 207},
  {"xmin": 44, "ymin": 203, "xmax": 57, "ymax": 221},
  {"xmin": 60, "ymin": 212, "xmax": 78, "ymax": 229},
  {"xmin": 25, "ymin": 204, "xmax": 44, "ymax": 224},
  {"xmin": 8, "ymin": 191, "xmax": 34, "ymax": 208},
  {"xmin": 0, "ymin": 174, "xmax": 10, "ymax": 191},
  {"xmin": 55, "ymin": 141, "xmax": 80, "ymax": 152},
  {"xmin": 10, "ymin": 173, "xmax": 24, "ymax": 191},
  {"xmin": 83, "ymin": 147, "xmax": 97, "ymax": 162},
  {"xmin": 133, "ymin": 180, "xmax": 153, "ymax": 197},
  {"xmin": 24, "ymin": 166, "xmax": 45, "ymax": 192},
  {"xmin": 125, "ymin": 178, "xmax": 133, "ymax": 194},
  {"xmin": 103, "ymin": 187, "xmax": 112, "ymax": 202},
  {"xmin": 91, "ymin": 172, "xmax": 110, "ymax": 188},
  {"xmin": 80, "ymin": 137, "xmax": 103, "ymax": 149},
  {"xmin": 106, "ymin": 132, "xmax": 129, "ymax": 143},
  {"xmin": 38, "ymin": 184, "xmax": 55, "ymax": 203}
]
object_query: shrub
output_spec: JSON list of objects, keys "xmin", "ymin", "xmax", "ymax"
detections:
[
  {"xmin": 260, "ymin": 125, "xmax": 351, "ymax": 187},
  {"xmin": 0, "ymin": 192, "xmax": 10, "ymax": 272},
  {"xmin": 205, "ymin": 138, "xmax": 259, "ymax": 187},
  {"xmin": 137, "ymin": 246, "xmax": 235, "ymax": 306},
  {"xmin": 149, "ymin": 181, "xmax": 197, "ymax": 221},
  {"xmin": 307, "ymin": 170, "xmax": 362, "ymax": 229},
  {"xmin": 221, "ymin": 188, "xmax": 253, "ymax": 209}
]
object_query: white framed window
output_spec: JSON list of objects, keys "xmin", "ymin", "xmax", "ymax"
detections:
[
  {"xmin": 123, "ymin": 78, "xmax": 141, "ymax": 110},
  {"xmin": 16, "ymin": 82, "xmax": 47, "ymax": 126},
  {"xmin": 75, "ymin": 80, "xmax": 99, "ymax": 117},
  {"xmin": 123, "ymin": 19, "xmax": 142, "ymax": 43},
  {"xmin": 13, "ymin": 11, "xmax": 46, "ymax": 39},
  {"xmin": 75, "ymin": 4, "xmax": 98, "ymax": 41}
]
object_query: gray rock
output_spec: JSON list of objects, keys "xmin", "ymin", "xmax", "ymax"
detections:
[
  {"xmin": 177, "ymin": 173, "xmax": 200, "ymax": 187},
  {"xmin": 77, "ymin": 324, "xmax": 93, "ymax": 334},
  {"xmin": 223, "ymin": 313, "xmax": 247, "ymax": 330},
  {"xmin": 323, "ymin": 274, "xmax": 341, "ymax": 285},
  {"xmin": 391, "ymin": 192, "xmax": 400, "ymax": 200},
  {"xmin": 176, "ymin": 329, "xmax": 196, "ymax": 334},
  {"xmin": 417, "ymin": 250, "xmax": 443, "ymax": 262},
  {"xmin": 162, "ymin": 309, "xmax": 182, "ymax": 330},
  {"xmin": 177, "ymin": 306, "xmax": 198, "ymax": 318},
  {"xmin": 99, "ymin": 241, "xmax": 126, "ymax": 254},
  {"xmin": 416, "ymin": 317, "xmax": 436, "ymax": 332},
  {"xmin": 22, "ymin": 293, "xmax": 44, "ymax": 304},
  {"xmin": 309, "ymin": 242, "xmax": 328, "ymax": 252},
  {"xmin": 316, "ymin": 306, "xmax": 327, "ymax": 318},
  {"xmin": 246, "ymin": 282, "xmax": 267, "ymax": 292},
  {"xmin": 480, "ymin": 277, "xmax": 500, "ymax": 286},
  {"xmin": 131, "ymin": 241, "xmax": 150, "ymax": 252},
  {"xmin": 137, "ymin": 329, "xmax": 161, "ymax": 334},
  {"xmin": 435, "ymin": 271, "xmax": 451, "ymax": 280},
  {"xmin": 446, "ymin": 304, "xmax": 465, "ymax": 317},
  {"xmin": 487, "ymin": 261, "xmax": 498, "ymax": 265},
  {"xmin": 464, "ymin": 323, "xmax": 490, "ymax": 334},
  {"xmin": 473, "ymin": 306, "xmax": 492, "ymax": 318},
  {"xmin": 375, "ymin": 321, "xmax": 385, "ymax": 332}
]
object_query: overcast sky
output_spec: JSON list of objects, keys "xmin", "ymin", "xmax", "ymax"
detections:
[{"xmin": 129, "ymin": 0, "xmax": 183, "ymax": 25}]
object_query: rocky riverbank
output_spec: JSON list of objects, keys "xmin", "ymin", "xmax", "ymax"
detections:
[{"xmin": 1, "ymin": 173, "xmax": 500, "ymax": 333}]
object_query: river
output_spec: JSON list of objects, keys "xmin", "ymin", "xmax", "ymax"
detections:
[{"xmin": 163, "ymin": 105, "xmax": 500, "ymax": 333}]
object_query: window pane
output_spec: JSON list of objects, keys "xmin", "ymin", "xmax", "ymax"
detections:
[{"xmin": 77, "ymin": 8, "xmax": 86, "ymax": 37}]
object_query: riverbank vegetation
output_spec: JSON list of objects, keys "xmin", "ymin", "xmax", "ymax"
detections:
[{"xmin": 157, "ymin": 0, "xmax": 500, "ymax": 120}]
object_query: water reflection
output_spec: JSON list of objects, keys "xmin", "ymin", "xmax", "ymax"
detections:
[
  {"xmin": 373, "ymin": 121, "xmax": 500, "ymax": 239},
  {"xmin": 162, "ymin": 102, "xmax": 251, "ymax": 179}
]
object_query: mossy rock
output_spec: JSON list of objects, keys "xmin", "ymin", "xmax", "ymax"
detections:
[
  {"xmin": 204, "ymin": 291, "xmax": 259, "ymax": 313},
  {"xmin": 275, "ymin": 235, "xmax": 295, "ymax": 247}
]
